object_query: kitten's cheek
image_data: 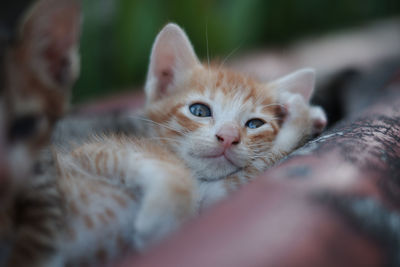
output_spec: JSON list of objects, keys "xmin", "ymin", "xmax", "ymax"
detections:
[{"xmin": 224, "ymin": 151, "xmax": 244, "ymax": 168}]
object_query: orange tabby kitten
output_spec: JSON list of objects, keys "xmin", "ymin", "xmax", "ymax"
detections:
[
  {"xmin": 52, "ymin": 23, "xmax": 326, "ymax": 265},
  {"xmin": 0, "ymin": 0, "xmax": 81, "ymax": 266}
]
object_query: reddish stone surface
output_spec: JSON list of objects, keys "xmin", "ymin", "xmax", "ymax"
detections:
[{"xmin": 118, "ymin": 181, "xmax": 382, "ymax": 267}]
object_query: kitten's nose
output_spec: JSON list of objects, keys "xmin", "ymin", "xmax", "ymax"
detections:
[{"xmin": 216, "ymin": 124, "xmax": 240, "ymax": 148}]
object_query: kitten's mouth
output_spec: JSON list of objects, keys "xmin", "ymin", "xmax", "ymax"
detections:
[
  {"xmin": 189, "ymin": 150, "xmax": 244, "ymax": 181},
  {"xmin": 203, "ymin": 152, "xmax": 239, "ymax": 167}
]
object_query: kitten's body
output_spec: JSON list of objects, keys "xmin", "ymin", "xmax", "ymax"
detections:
[
  {"xmin": 53, "ymin": 24, "xmax": 327, "ymax": 265},
  {"xmin": 56, "ymin": 137, "xmax": 195, "ymax": 265},
  {"xmin": 1, "ymin": 7, "xmax": 327, "ymax": 266}
]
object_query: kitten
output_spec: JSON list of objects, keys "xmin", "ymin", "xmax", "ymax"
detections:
[
  {"xmin": 141, "ymin": 23, "xmax": 327, "ymax": 208},
  {"xmin": 52, "ymin": 23, "xmax": 327, "ymax": 265},
  {"xmin": 0, "ymin": 0, "xmax": 81, "ymax": 266}
]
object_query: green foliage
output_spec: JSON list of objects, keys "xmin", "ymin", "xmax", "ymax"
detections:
[{"xmin": 74, "ymin": 0, "xmax": 400, "ymax": 102}]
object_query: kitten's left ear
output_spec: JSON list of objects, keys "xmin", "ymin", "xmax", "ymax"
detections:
[
  {"xmin": 145, "ymin": 23, "xmax": 201, "ymax": 103},
  {"xmin": 272, "ymin": 68, "xmax": 316, "ymax": 102}
]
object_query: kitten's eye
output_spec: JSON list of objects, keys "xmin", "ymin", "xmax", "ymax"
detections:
[
  {"xmin": 245, "ymin": 119, "xmax": 265, "ymax": 129},
  {"xmin": 189, "ymin": 103, "xmax": 212, "ymax": 117},
  {"xmin": 8, "ymin": 115, "xmax": 39, "ymax": 141}
]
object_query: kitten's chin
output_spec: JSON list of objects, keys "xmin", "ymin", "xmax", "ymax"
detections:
[{"xmin": 187, "ymin": 155, "xmax": 242, "ymax": 181}]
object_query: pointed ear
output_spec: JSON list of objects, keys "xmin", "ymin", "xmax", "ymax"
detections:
[
  {"xmin": 3, "ymin": 0, "xmax": 81, "ymax": 132},
  {"xmin": 272, "ymin": 68, "xmax": 316, "ymax": 102},
  {"xmin": 145, "ymin": 23, "xmax": 200, "ymax": 103},
  {"xmin": 19, "ymin": 0, "xmax": 81, "ymax": 89}
]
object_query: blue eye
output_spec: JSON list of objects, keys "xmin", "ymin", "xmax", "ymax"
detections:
[
  {"xmin": 245, "ymin": 119, "xmax": 265, "ymax": 129},
  {"xmin": 189, "ymin": 103, "xmax": 212, "ymax": 117}
]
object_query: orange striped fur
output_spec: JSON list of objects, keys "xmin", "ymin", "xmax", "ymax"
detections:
[
  {"xmin": 0, "ymin": 18, "xmax": 327, "ymax": 265},
  {"xmin": 51, "ymin": 23, "xmax": 327, "ymax": 265},
  {"xmin": 0, "ymin": 13, "xmax": 328, "ymax": 265}
]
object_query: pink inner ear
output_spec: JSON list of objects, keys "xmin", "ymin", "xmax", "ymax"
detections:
[
  {"xmin": 296, "ymin": 84, "xmax": 313, "ymax": 102},
  {"xmin": 153, "ymin": 53, "xmax": 175, "ymax": 96},
  {"xmin": 146, "ymin": 24, "xmax": 200, "ymax": 102},
  {"xmin": 43, "ymin": 47, "xmax": 70, "ymax": 86},
  {"xmin": 157, "ymin": 69, "xmax": 173, "ymax": 96}
]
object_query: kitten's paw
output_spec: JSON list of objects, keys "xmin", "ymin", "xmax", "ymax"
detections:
[
  {"xmin": 310, "ymin": 106, "xmax": 327, "ymax": 135},
  {"xmin": 134, "ymin": 211, "xmax": 177, "ymax": 251},
  {"xmin": 281, "ymin": 93, "xmax": 327, "ymax": 134},
  {"xmin": 133, "ymin": 200, "xmax": 193, "ymax": 251},
  {"xmin": 132, "ymin": 169, "xmax": 196, "ymax": 251}
]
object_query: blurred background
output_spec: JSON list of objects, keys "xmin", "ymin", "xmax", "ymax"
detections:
[
  {"xmin": 2, "ymin": 0, "xmax": 400, "ymax": 103},
  {"xmin": 76, "ymin": 0, "xmax": 400, "ymax": 103}
]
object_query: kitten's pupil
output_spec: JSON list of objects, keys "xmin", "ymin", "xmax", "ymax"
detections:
[
  {"xmin": 246, "ymin": 119, "xmax": 265, "ymax": 129},
  {"xmin": 189, "ymin": 103, "xmax": 212, "ymax": 117}
]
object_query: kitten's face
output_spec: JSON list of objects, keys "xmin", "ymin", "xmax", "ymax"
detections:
[
  {"xmin": 147, "ymin": 67, "xmax": 283, "ymax": 180},
  {"xmin": 145, "ymin": 23, "xmax": 317, "ymax": 180}
]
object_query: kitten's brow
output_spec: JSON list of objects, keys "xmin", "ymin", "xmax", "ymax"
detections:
[{"xmin": 259, "ymin": 103, "xmax": 285, "ymax": 109}]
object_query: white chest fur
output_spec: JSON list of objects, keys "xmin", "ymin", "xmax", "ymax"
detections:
[{"xmin": 196, "ymin": 180, "xmax": 229, "ymax": 212}]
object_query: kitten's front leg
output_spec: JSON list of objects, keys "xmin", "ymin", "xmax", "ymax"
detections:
[
  {"xmin": 128, "ymin": 157, "xmax": 197, "ymax": 251},
  {"xmin": 273, "ymin": 93, "xmax": 327, "ymax": 158},
  {"xmin": 63, "ymin": 140, "xmax": 197, "ymax": 251}
]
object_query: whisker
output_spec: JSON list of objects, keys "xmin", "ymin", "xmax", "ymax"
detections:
[
  {"xmin": 258, "ymin": 103, "xmax": 285, "ymax": 109},
  {"xmin": 205, "ymin": 21, "xmax": 210, "ymax": 71},
  {"xmin": 146, "ymin": 137, "xmax": 181, "ymax": 143},
  {"xmin": 130, "ymin": 116, "xmax": 278, "ymax": 160},
  {"xmin": 218, "ymin": 40, "xmax": 244, "ymax": 72},
  {"xmin": 266, "ymin": 117, "xmax": 281, "ymax": 123},
  {"xmin": 134, "ymin": 117, "xmax": 190, "ymax": 137},
  {"xmin": 248, "ymin": 155, "xmax": 268, "ymax": 159},
  {"xmin": 246, "ymin": 141, "xmax": 274, "ymax": 146}
]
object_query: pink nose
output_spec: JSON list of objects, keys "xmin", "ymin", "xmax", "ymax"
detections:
[{"xmin": 216, "ymin": 124, "xmax": 240, "ymax": 148}]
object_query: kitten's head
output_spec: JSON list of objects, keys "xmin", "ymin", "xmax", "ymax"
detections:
[
  {"xmin": 144, "ymin": 23, "xmax": 316, "ymax": 180},
  {"xmin": 0, "ymin": 0, "xmax": 81, "ymax": 188}
]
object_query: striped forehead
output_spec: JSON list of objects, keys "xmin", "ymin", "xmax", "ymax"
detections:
[{"xmin": 211, "ymin": 89, "xmax": 252, "ymax": 120}]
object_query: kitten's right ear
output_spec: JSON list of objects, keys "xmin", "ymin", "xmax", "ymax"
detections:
[
  {"xmin": 3, "ymin": 0, "xmax": 82, "ymax": 149},
  {"xmin": 18, "ymin": 0, "xmax": 81, "ymax": 89},
  {"xmin": 145, "ymin": 23, "xmax": 201, "ymax": 103},
  {"xmin": 272, "ymin": 68, "xmax": 316, "ymax": 103},
  {"xmin": 4, "ymin": 0, "xmax": 81, "ymax": 123}
]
